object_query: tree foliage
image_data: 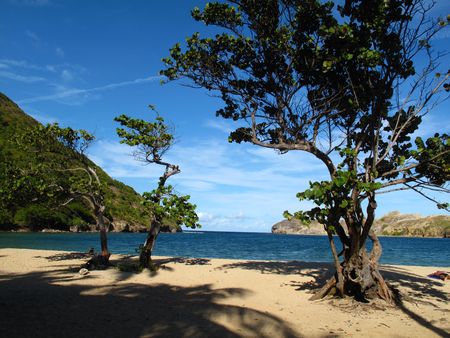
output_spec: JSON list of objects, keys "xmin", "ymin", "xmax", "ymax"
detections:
[
  {"xmin": 19, "ymin": 123, "xmax": 105, "ymax": 209},
  {"xmin": 161, "ymin": 0, "xmax": 449, "ymax": 301}
]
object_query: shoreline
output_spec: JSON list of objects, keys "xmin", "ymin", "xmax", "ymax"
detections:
[
  {"xmin": 1, "ymin": 228, "xmax": 449, "ymax": 239},
  {"xmin": 0, "ymin": 248, "xmax": 449, "ymax": 337},
  {"xmin": 1, "ymin": 245, "xmax": 450, "ymax": 268}
]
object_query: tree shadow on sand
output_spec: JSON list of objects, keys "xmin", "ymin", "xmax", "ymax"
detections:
[
  {"xmin": 0, "ymin": 267, "xmax": 307, "ymax": 338},
  {"xmin": 217, "ymin": 260, "xmax": 334, "ymax": 292},
  {"xmin": 217, "ymin": 260, "xmax": 450, "ymax": 337},
  {"xmin": 380, "ymin": 265, "xmax": 450, "ymax": 338},
  {"xmin": 36, "ymin": 252, "xmax": 93, "ymax": 261}
]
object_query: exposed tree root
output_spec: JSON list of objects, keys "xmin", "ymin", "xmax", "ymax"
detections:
[
  {"xmin": 83, "ymin": 253, "xmax": 111, "ymax": 270},
  {"xmin": 310, "ymin": 277, "xmax": 337, "ymax": 301},
  {"xmin": 310, "ymin": 271, "xmax": 395, "ymax": 304}
]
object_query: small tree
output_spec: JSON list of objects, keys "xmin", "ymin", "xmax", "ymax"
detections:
[
  {"xmin": 161, "ymin": 0, "xmax": 449, "ymax": 302},
  {"xmin": 115, "ymin": 109, "xmax": 200, "ymax": 269},
  {"xmin": 21, "ymin": 123, "xmax": 111, "ymax": 262}
]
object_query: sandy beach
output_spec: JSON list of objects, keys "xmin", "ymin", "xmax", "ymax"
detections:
[{"xmin": 0, "ymin": 248, "xmax": 448, "ymax": 338}]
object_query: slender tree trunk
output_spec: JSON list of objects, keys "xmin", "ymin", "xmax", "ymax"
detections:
[
  {"xmin": 139, "ymin": 218, "xmax": 161, "ymax": 269},
  {"xmin": 84, "ymin": 205, "xmax": 110, "ymax": 270},
  {"xmin": 97, "ymin": 207, "xmax": 110, "ymax": 259}
]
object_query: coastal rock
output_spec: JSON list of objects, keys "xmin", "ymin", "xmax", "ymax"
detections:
[
  {"xmin": 110, "ymin": 220, "xmax": 147, "ymax": 233},
  {"xmin": 375, "ymin": 211, "xmax": 450, "ymax": 237},
  {"xmin": 160, "ymin": 225, "xmax": 181, "ymax": 233},
  {"xmin": 271, "ymin": 219, "xmax": 324, "ymax": 235},
  {"xmin": 110, "ymin": 220, "xmax": 181, "ymax": 233},
  {"xmin": 41, "ymin": 228, "xmax": 64, "ymax": 233},
  {"xmin": 69, "ymin": 225, "xmax": 81, "ymax": 232},
  {"xmin": 271, "ymin": 211, "xmax": 450, "ymax": 238}
]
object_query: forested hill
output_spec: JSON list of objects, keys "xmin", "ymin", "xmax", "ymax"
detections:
[{"xmin": 0, "ymin": 93, "xmax": 174, "ymax": 232}]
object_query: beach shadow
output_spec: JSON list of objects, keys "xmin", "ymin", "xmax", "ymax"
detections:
[
  {"xmin": 158, "ymin": 257, "xmax": 212, "ymax": 266},
  {"xmin": 37, "ymin": 252, "xmax": 93, "ymax": 261},
  {"xmin": 218, "ymin": 260, "xmax": 334, "ymax": 293},
  {"xmin": 380, "ymin": 265, "xmax": 450, "ymax": 338},
  {"xmin": 106, "ymin": 256, "xmax": 212, "ymax": 283},
  {"xmin": 0, "ymin": 269, "xmax": 303, "ymax": 338},
  {"xmin": 218, "ymin": 261, "xmax": 450, "ymax": 336},
  {"xmin": 381, "ymin": 265, "xmax": 448, "ymax": 303}
]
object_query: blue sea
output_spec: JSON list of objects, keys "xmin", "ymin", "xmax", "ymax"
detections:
[{"xmin": 0, "ymin": 231, "xmax": 448, "ymax": 267}]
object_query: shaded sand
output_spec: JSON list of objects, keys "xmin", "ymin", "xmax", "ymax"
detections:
[{"xmin": 0, "ymin": 248, "xmax": 449, "ymax": 338}]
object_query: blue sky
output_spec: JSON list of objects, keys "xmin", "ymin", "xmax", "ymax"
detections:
[{"xmin": 1, "ymin": 0, "xmax": 449, "ymax": 232}]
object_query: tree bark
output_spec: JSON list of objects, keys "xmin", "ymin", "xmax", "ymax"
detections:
[
  {"xmin": 139, "ymin": 219, "xmax": 161, "ymax": 269},
  {"xmin": 326, "ymin": 228, "xmax": 344, "ymax": 297},
  {"xmin": 97, "ymin": 207, "xmax": 109, "ymax": 259},
  {"xmin": 312, "ymin": 216, "xmax": 393, "ymax": 303}
]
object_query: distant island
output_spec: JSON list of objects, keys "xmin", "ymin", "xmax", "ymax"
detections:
[{"xmin": 272, "ymin": 211, "xmax": 450, "ymax": 238}]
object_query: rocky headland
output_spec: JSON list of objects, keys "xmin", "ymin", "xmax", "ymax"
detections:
[{"xmin": 272, "ymin": 211, "xmax": 450, "ymax": 238}]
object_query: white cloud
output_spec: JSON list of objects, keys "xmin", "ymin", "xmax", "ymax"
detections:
[
  {"xmin": 18, "ymin": 75, "xmax": 163, "ymax": 104},
  {"xmin": 204, "ymin": 119, "xmax": 233, "ymax": 134},
  {"xmin": 196, "ymin": 211, "xmax": 260, "ymax": 231},
  {"xmin": 88, "ymin": 136, "xmax": 327, "ymax": 232},
  {"xmin": 412, "ymin": 112, "xmax": 449, "ymax": 139}
]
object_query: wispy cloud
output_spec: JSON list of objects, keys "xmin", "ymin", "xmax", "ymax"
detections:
[
  {"xmin": 0, "ymin": 58, "xmax": 47, "ymax": 71},
  {"xmin": 204, "ymin": 119, "xmax": 233, "ymax": 134},
  {"xmin": 1, "ymin": 58, "xmax": 158, "ymax": 105},
  {"xmin": 0, "ymin": 59, "xmax": 87, "ymax": 89},
  {"xmin": 25, "ymin": 30, "xmax": 40, "ymax": 43},
  {"xmin": 0, "ymin": 70, "xmax": 46, "ymax": 83},
  {"xmin": 29, "ymin": 113, "xmax": 59, "ymax": 124},
  {"xmin": 0, "ymin": 58, "xmax": 87, "ymax": 75},
  {"xmin": 17, "ymin": 75, "xmax": 163, "ymax": 104}
]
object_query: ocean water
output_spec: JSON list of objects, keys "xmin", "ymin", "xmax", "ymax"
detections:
[{"xmin": 0, "ymin": 231, "xmax": 448, "ymax": 267}]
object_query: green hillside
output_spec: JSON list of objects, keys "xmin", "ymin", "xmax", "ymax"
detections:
[{"xmin": 0, "ymin": 93, "xmax": 179, "ymax": 232}]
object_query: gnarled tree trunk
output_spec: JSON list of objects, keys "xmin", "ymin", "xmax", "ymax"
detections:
[
  {"xmin": 311, "ymin": 202, "xmax": 393, "ymax": 303},
  {"xmin": 139, "ymin": 217, "xmax": 161, "ymax": 269}
]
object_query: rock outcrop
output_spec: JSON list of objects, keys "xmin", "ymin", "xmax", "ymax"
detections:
[
  {"xmin": 374, "ymin": 211, "xmax": 450, "ymax": 237},
  {"xmin": 272, "ymin": 211, "xmax": 450, "ymax": 238},
  {"xmin": 271, "ymin": 219, "xmax": 324, "ymax": 235}
]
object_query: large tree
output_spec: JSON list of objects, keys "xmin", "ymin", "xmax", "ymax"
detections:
[
  {"xmin": 161, "ymin": 0, "xmax": 449, "ymax": 302},
  {"xmin": 115, "ymin": 109, "xmax": 200, "ymax": 269}
]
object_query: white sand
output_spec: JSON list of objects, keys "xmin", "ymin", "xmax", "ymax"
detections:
[{"xmin": 0, "ymin": 248, "xmax": 448, "ymax": 337}]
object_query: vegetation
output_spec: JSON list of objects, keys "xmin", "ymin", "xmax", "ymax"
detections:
[
  {"xmin": 0, "ymin": 92, "xmax": 154, "ymax": 233},
  {"xmin": 21, "ymin": 123, "xmax": 113, "ymax": 262},
  {"xmin": 115, "ymin": 109, "xmax": 200, "ymax": 269},
  {"xmin": 161, "ymin": 0, "xmax": 449, "ymax": 302}
]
